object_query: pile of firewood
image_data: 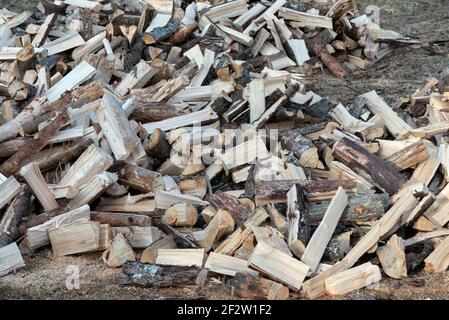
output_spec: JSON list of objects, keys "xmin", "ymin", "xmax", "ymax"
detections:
[{"xmin": 1, "ymin": 0, "xmax": 446, "ymax": 300}]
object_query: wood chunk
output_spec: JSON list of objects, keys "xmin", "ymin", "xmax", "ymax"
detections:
[
  {"xmin": 248, "ymin": 241, "xmax": 309, "ymax": 291},
  {"xmin": 59, "ymin": 145, "xmax": 113, "ymax": 188},
  {"xmin": 232, "ymin": 272, "xmax": 289, "ymax": 300},
  {"xmin": 207, "ymin": 191, "xmax": 252, "ymax": 225},
  {"xmin": 31, "ymin": 13, "xmax": 57, "ymax": 48},
  {"xmin": 424, "ymin": 235, "xmax": 449, "ymax": 272},
  {"xmin": 115, "ymin": 60, "xmax": 156, "ymax": 97},
  {"xmin": 120, "ymin": 165, "xmax": 161, "ymax": 193},
  {"xmin": 0, "ymin": 176, "xmax": 21, "ymax": 211},
  {"xmin": 422, "ymin": 184, "xmax": 449, "ymax": 229},
  {"xmin": 333, "ymin": 137, "xmax": 406, "ymax": 195},
  {"xmin": 247, "ymin": 79, "xmax": 265, "ymax": 123},
  {"xmin": 90, "ymin": 212, "xmax": 151, "ymax": 227},
  {"xmin": 205, "ymin": 252, "xmax": 258, "ymax": 276},
  {"xmin": 377, "ymin": 234, "xmax": 407, "ymax": 279},
  {"xmin": 68, "ymin": 172, "xmax": 118, "ymax": 209},
  {"xmin": 278, "ymin": 7, "xmax": 333, "ymax": 29},
  {"xmin": 162, "ymin": 203, "xmax": 198, "ymax": 227},
  {"xmin": 25, "ymin": 205, "xmax": 90, "ymax": 250},
  {"xmin": 325, "ymin": 262, "xmax": 381, "ymax": 296},
  {"xmin": 301, "ymin": 187, "xmax": 347, "ymax": 271},
  {"xmin": 103, "ymin": 233, "xmax": 136, "ymax": 268},
  {"xmin": 361, "ymin": 91, "xmax": 412, "ymax": 139},
  {"xmin": 281, "ymin": 131, "xmax": 319, "ymax": 168},
  {"xmin": 386, "ymin": 140, "xmax": 429, "ymax": 170},
  {"xmin": 141, "ymin": 235, "xmax": 177, "ymax": 264},
  {"xmin": 0, "ymin": 242, "xmax": 25, "ymax": 277},
  {"xmin": 20, "ymin": 162, "xmax": 58, "ymax": 211},
  {"xmin": 0, "ymin": 185, "xmax": 32, "ymax": 247},
  {"xmin": 252, "ymin": 226, "xmax": 291, "ymax": 256},
  {"xmin": 156, "ymin": 248, "xmax": 206, "ymax": 267},
  {"xmin": 193, "ymin": 209, "xmax": 235, "ymax": 252},
  {"xmin": 49, "ymin": 221, "xmax": 100, "ymax": 256},
  {"xmin": 119, "ymin": 262, "xmax": 203, "ymax": 288},
  {"xmin": 114, "ymin": 226, "xmax": 163, "ymax": 248},
  {"xmin": 287, "ymin": 184, "xmax": 310, "ymax": 245}
]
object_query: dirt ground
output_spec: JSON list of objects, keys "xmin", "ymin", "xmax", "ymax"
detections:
[{"xmin": 1, "ymin": 0, "xmax": 449, "ymax": 300}]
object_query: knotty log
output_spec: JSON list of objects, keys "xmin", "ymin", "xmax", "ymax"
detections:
[
  {"xmin": 0, "ymin": 185, "xmax": 32, "ymax": 247},
  {"xmin": 119, "ymin": 261, "xmax": 205, "ymax": 287},
  {"xmin": 119, "ymin": 164, "xmax": 161, "ymax": 193},
  {"xmin": 307, "ymin": 193, "xmax": 388, "ymax": 225},
  {"xmin": 333, "ymin": 137, "xmax": 406, "ymax": 195},
  {"xmin": 207, "ymin": 191, "xmax": 252, "ymax": 225},
  {"xmin": 130, "ymin": 103, "xmax": 189, "ymax": 122},
  {"xmin": 90, "ymin": 212, "xmax": 151, "ymax": 227},
  {"xmin": 231, "ymin": 272, "xmax": 289, "ymax": 300}
]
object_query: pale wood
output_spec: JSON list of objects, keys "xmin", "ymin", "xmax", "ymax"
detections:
[
  {"xmin": 155, "ymin": 190, "xmax": 207, "ymax": 209},
  {"xmin": 102, "ymin": 232, "xmax": 136, "ymax": 268},
  {"xmin": 424, "ymin": 235, "xmax": 449, "ymax": 273},
  {"xmin": 31, "ymin": 13, "xmax": 56, "ymax": 48},
  {"xmin": 205, "ymin": 252, "xmax": 258, "ymax": 276},
  {"xmin": 96, "ymin": 196, "xmax": 156, "ymax": 215},
  {"xmin": 423, "ymin": 183, "xmax": 449, "ymax": 228},
  {"xmin": 215, "ymin": 207, "xmax": 268, "ymax": 255},
  {"xmin": 218, "ymin": 25, "xmax": 254, "ymax": 46},
  {"xmin": 248, "ymin": 241, "xmax": 309, "ymax": 291},
  {"xmin": 287, "ymin": 39, "xmax": 310, "ymax": 66},
  {"xmin": 141, "ymin": 235, "xmax": 177, "ymax": 264},
  {"xmin": 193, "ymin": 209, "xmax": 235, "ymax": 251},
  {"xmin": 301, "ymin": 187, "xmax": 348, "ymax": 271},
  {"xmin": 325, "ymin": 262, "xmax": 381, "ymax": 296},
  {"xmin": 252, "ymin": 226, "xmax": 291, "ymax": 256},
  {"xmin": 113, "ymin": 226, "xmax": 163, "ymax": 248},
  {"xmin": 377, "ymin": 234, "xmax": 407, "ymax": 279},
  {"xmin": 48, "ymin": 220, "xmax": 100, "ymax": 256},
  {"xmin": 233, "ymin": 3, "xmax": 266, "ymax": 29},
  {"xmin": 0, "ymin": 242, "xmax": 25, "ymax": 277},
  {"xmin": 46, "ymin": 61, "xmax": 96, "ymax": 102},
  {"xmin": 204, "ymin": 0, "xmax": 249, "ymax": 22},
  {"xmin": 40, "ymin": 32, "xmax": 85, "ymax": 56},
  {"xmin": 156, "ymin": 248, "xmax": 206, "ymax": 267},
  {"xmin": 162, "ymin": 203, "xmax": 198, "ymax": 227},
  {"xmin": 278, "ymin": 7, "xmax": 333, "ymax": 29},
  {"xmin": 72, "ymin": 31, "xmax": 106, "ymax": 61},
  {"xmin": 361, "ymin": 90, "xmax": 412, "ymax": 139},
  {"xmin": 59, "ymin": 144, "xmax": 113, "ymax": 188},
  {"xmin": 25, "ymin": 205, "xmax": 90, "ymax": 250},
  {"xmin": 247, "ymin": 79, "xmax": 265, "ymax": 123},
  {"xmin": 0, "ymin": 176, "xmax": 20, "ymax": 210},
  {"xmin": 20, "ymin": 162, "xmax": 58, "ymax": 211},
  {"xmin": 96, "ymin": 91, "xmax": 141, "ymax": 161},
  {"xmin": 68, "ymin": 172, "xmax": 118, "ymax": 209}
]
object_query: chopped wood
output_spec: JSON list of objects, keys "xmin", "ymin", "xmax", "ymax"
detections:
[
  {"xmin": 162, "ymin": 203, "xmax": 198, "ymax": 227},
  {"xmin": 0, "ymin": 242, "xmax": 25, "ymax": 277},
  {"xmin": 49, "ymin": 220, "xmax": 100, "ymax": 256},
  {"xmin": 102, "ymin": 233, "xmax": 136, "ymax": 268},
  {"xmin": 248, "ymin": 241, "xmax": 310, "ymax": 291},
  {"xmin": 205, "ymin": 252, "xmax": 258, "ymax": 276},
  {"xmin": 141, "ymin": 235, "xmax": 177, "ymax": 264},
  {"xmin": 231, "ymin": 272, "xmax": 289, "ymax": 300},
  {"xmin": 377, "ymin": 234, "xmax": 407, "ymax": 279},
  {"xmin": 156, "ymin": 248, "xmax": 206, "ymax": 267}
]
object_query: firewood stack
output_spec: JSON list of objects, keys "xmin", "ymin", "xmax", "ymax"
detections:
[{"xmin": 2, "ymin": 0, "xmax": 446, "ymax": 300}]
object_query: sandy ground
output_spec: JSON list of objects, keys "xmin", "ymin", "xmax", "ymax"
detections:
[{"xmin": 1, "ymin": 0, "xmax": 449, "ymax": 300}]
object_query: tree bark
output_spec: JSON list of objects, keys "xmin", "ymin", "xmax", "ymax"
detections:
[{"xmin": 231, "ymin": 272, "xmax": 289, "ymax": 300}]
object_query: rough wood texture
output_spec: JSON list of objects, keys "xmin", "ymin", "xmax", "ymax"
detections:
[
  {"xmin": 231, "ymin": 272, "xmax": 289, "ymax": 300},
  {"xmin": 120, "ymin": 165, "xmax": 161, "ymax": 193},
  {"xmin": 333, "ymin": 137, "xmax": 406, "ymax": 195}
]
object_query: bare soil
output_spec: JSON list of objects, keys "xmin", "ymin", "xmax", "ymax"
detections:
[{"xmin": 1, "ymin": 0, "xmax": 449, "ymax": 300}]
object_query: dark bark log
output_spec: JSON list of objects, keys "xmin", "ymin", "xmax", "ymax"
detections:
[
  {"xmin": 0, "ymin": 185, "xmax": 32, "ymax": 247},
  {"xmin": 333, "ymin": 137, "xmax": 407, "ymax": 195},
  {"xmin": 311, "ymin": 42, "xmax": 348, "ymax": 78},
  {"xmin": 168, "ymin": 22, "xmax": 198, "ymax": 45},
  {"xmin": 130, "ymin": 103, "xmax": 188, "ymax": 122},
  {"xmin": 0, "ymin": 109, "xmax": 70, "ymax": 176},
  {"xmin": 280, "ymin": 131, "xmax": 319, "ymax": 168},
  {"xmin": 119, "ymin": 261, "xmax": 206, "ymax": 288},
  {"xmin": 255, "ymin": 179, "xmax": 357, "ymax": 205},
  {"xmin": 231, "ymin": 272, "xmax": 289, "ymax": 300},
  {"xmin": 207, "ymin": 191, "xmax": 252, "ymax": 225},
  {"xmin": 17, "ymin": 206, "xmax": 66, "ymax": 236},
  {"xmin": 38, "ymin": 0, "xmax": 67, "ymax": 14},
  {"xmin": 90, "ymin": 211, "xmax": 151, "ymax": 227},
  {"xmin": 289, "ymin": 184, "xmax": 310, "ymax": 244},
  {"xmin": 119, "ymin": 164, "xmax": 160, "ymax": 193},
  {"xmin": 385, "ymin": 141, "xmax": 429, "ymax": 171},
  {"xmin": 143, "ymin": 20, "xmax": 180, "ymax": 44},
  {"xmin": 307, "ymin": 193, "xmax": 389, "ymax": 225}
]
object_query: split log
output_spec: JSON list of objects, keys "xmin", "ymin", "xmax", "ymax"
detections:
[
  {"xmin": 90, "ymin": 212, "xmax": 151, "ymax": 227},
  {"xmin": 333, "ymin": 137, "xmax": 406, "ymax": 195},
  {"xmin": 0, "ymin": 185, "xmax": 32, "ymax": 247},
  {"xmin": 287, "ymin": 184, "xmax": 310, "ymax": 245},
  {"xmin": 207, "ymin": 191, "xmax": 252, "ymax": 225},
  {"xmin": 0, "ymin": 243, "xmax": 25, "ymax": 277},
  {"xmin": 192, "ymin": 209, "xmax": 234, "ymax": 251},
  {"xmin": 162, "ymin": 203, "xmax": 198, "ymax": 227},
  {"xmin": 205, "ymin": 252, "xmax": 258, "ymax": 277},
  {"xmin": 131, "ymin": 103, "xmax": 189, "ymax": 123},
  {"xmin": 120, "ymin": 164, "xmax": 161, "ymax": 193},
  {"xmin": 0, "ymin": 177, "xmax": 21, "ymax": 211},
  {"xmin": 0, "ymin": 109, "xmax": 70, "ymax": 176},
  {"xmin": 325, "ymin": 262, "xmax": 381, "ymax": 296},
  {"xmin": 49, "ymin": 221, "xmax": 100, "ymax": 256},
  {"xmin": 156, "ymin": 248, "xmax": 205, "ymax": 267},
  {"xmin": 424, "ymin": 235, "xmax": 449, "ymax": 273},
  {"xmin": 248, "ymin": 241, "xmax": 309, "ymax": 291},
  {"xmin": 301, "ymin": 187, "xmax": 348, "ymax": 271},
  {"xmin": 119, "ymin": 261, "xmax": 204, "ymax": 288},
  {"xmin": 141, "ymin": 235, "xmax": 177, "ymax": 264},
  {"xmin": 143, "ymin": 20, "xmax": 180, "ymax": 45},
  {"xmin": 102, "ymin": 233, "xmax": 136, "ymax": 268},
  {"xmin": 143, "ymin": 128, "xmax": 171, "ymax": 162},
  {"xmin": 307, "ymin": 193, "xmax": 388, "ymax": 225},
  {"xmin": 231, "ymin": 272, "xmax": 289, "ymax": 300},
  {"xmin": 155, "ymin": 222, "xmax": 197, "ymax": 248},
  {"xmin": 377, "ymin": 234, "xmax": 407, "ymax": 279},
  {"xmin": 17, "ymin": 45, "xmax": 37, "ymax": 79}
]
